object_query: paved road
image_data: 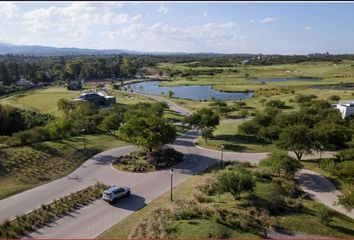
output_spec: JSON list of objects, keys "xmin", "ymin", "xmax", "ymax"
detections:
[{"xmin": 0, "ymin": 93, "xmax": 351, "ymax": 238}]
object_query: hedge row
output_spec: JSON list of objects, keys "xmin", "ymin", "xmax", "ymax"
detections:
[{"xmin": 0, "ymin": 182, "xmax": 108, "ymax": 238}]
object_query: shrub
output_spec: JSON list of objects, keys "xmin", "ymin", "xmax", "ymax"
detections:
[
  {"xmin": 265, "ymin": 99, "xmax": 286, "ymax": 109},
  {"xmin": 192, "ymin": 190, "xmax": 213, "ymax": 203},
  {"xmin": 173, "ymin": 199, "xmax": 202, "ymax": 220},
  {"xmin": 293, "ymin": 199, "xmax": 303, "ymax": 213},
  {"xmin": 316, "ymin": 204, "xmax": 332, "ymax": 225},
  {"xmin": 129, "ymin": 207, "xmax": 175, "ymax": 238},
  {"xmin": 196, "ymin": 176, "xmax": 217, "ymax": 195},
  {"xmin": 319, "ymin": 158, "xmax": 337, "ymax": 174},
  {"xmin": 337, "ymin": 191, "xmax": 354, "ymax": 212},
  {"xmin": 217, "ymin": 166, "xmax": 255, "ymax": 200},
  {"xmin": 275, "ymin": 178, "xmax": 302, "ymax": 198},
  {"xmin": 336, "ymin": 148, "xmax": 354, "ymax": 162},
  {"xmin": 335, "ymin": 161, "xmax": 354, "ymax": 185}
]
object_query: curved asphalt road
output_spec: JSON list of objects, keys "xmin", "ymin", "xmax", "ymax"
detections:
[{"xmin": 0, "ymin": 93, "xmax": 352, "ymax": 238}]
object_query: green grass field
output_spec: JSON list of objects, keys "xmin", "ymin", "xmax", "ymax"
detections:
[
  {"xmin": 99, "ymin": 165, "xmax": 354, "ymax": 238},
  {"xmin": 0, "ymin": 134, "xmax": 128, "ymax": 199},
  {"xmin": 0, "ymin": 86, "xmax": 156, "ymax": 116},
  {"xmin": 196, "ymin": 120, "xmax": 277, "ymax": 153}
]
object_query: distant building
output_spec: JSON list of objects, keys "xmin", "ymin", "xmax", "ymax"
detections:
[
  {"xmin": 67, "ymin": 80, "xmax": 83, "ymax": 90},
  {"xmin": 16, "ymin": 78, "xmax": 34, "ymax": 87},
  {"xmin": 73, "ymin": 90, "xmax": 116, "ymax": 106},
  {"xmin": 334, "ymin": 100, "xmax": 354, "ymax": 118}
]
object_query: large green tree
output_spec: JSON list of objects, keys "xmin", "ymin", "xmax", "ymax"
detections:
[
  {"xmin": 119, "ymin": 114, "xmax": 176, "ymax": 152},
  {"xmin": 277, "ymin": 124, "xmax": 314, "ymax": 160},
  {"xmin": 185, "ymin": 108, "xmax": 220, "ymax": 143},
  {"xmin": 259, "ymin": 150, "xmax": 303, "ymax": 179}
]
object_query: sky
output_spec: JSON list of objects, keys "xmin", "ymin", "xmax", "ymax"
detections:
[{"xmin": 1, "ymin": 1, "xmax": 354, "ymax": 54}]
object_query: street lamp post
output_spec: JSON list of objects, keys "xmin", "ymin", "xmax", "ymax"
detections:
[
  {"xmin": 170, "ymin": 168, "xmax": 174, "ymax": 201},
  {"xmin": 220, "ymin": 145, "xmax": 224, "ymax": 168},
  {"xmin": 81, "ymin": 128, "xmax": 86, "ymax": 153}
]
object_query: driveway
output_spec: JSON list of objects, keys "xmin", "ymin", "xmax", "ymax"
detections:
[{"xmin": 0, "ymin": 93, "xmax": 351, "ymax": 238}]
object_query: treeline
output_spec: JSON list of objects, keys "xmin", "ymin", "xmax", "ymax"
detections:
[
  {"xmin": 0, "ymin": 100, "xmax": 174, "ymax": 148},
  {"xmin": 1, "ymin": 53, "xmax": 354, "ymax": 87},
  {"xmin": 0, "ymin": 55, "xmax": 139, "ymax": 86},
  {"xmin": 0, "ymin": 105, "xmax": 54, "ymax": 136},
  {"xmin": 239, "ymin": 95, "xmax": 353, "ymax": 160}
]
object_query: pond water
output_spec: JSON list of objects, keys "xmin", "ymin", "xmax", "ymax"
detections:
[
  {"xmin": 311, "ymin": 83, "xmax": 354, "ymax": 90},
  {"xmin": 123, "ymin": 81, "xmax": 254, "ymax": 101},
  {"xmin": 253, "ymin": 77, "xmax": 321, "ymax": 83}
]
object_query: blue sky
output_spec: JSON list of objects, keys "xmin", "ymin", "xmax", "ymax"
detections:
[{"xmin": 0, "ymin": 1, "xmax": 354, "ymax": 54}]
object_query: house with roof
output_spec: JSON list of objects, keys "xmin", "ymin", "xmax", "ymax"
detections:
[
  {"xmin": 72, "ymin": 90, "xmax": 116, "ymax": 106},
  {"xmin": 333, "ymin": 100, "xmax": 354, "ymax": 118},
  {"xmin": 16, "ymin": 78, "xmax": 35, "ymax": 87},
  {"xmin": 67, "ymin": 80, "xmax": 83, "ymax": 90}
]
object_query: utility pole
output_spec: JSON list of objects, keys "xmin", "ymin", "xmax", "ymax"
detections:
[
  {"xmin": 82, "ymin": 128, "xmax": 86, "ymax": 153},
  {"xmin": 220, "ymin": 145, "xmax": 224, "ymax": 168},
  {"xmin": 170, "ymin": 168, "xmax": 174, "ymax": 201}
]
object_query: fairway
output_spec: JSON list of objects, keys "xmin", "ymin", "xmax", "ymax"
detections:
[
  {"xmin": 0, "ymin": 87, "xmax": 78, "ymax": 116},
  {"xmin": 0, "ymin": 86, "xmax": 156, "ymax": 116}
]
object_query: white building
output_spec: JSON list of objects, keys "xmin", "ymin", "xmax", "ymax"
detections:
[
  {"xmin": 16, "ymin": 78, "xmax": 34, "ymax": 87},
  {"xmin": 334, "ymin": 100, "xmax": 354, "ymax": 118}
]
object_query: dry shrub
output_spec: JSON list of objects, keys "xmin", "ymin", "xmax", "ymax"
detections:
[
  {"xmin": 130, "ymin": 207, "xmax": 175, "ymax": 239},
  {"xmin": 196, "ymin": 176, "xmax": 217, "ymax": 195}
]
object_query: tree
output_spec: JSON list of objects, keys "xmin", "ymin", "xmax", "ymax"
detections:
[
  {"xmin": 99, "ymin": 112, "xmax": 123, "ymax": 135},
  {"xmin": 0, "ymin": 62, "xmax": 12, "ymax": 85},
  {"xmin": 295, "ymin": 94, "xmax": 317, "ymax": 106},
  {"xmin": 314, "ymin": 122, "xmax": 351, "ymax": 159},
  {"xmin": 265, "ymin": 99, "xmax": 286, "ymax": 109},
  {"xmin": 335, "ymin": 161, "xmax": 354, "ymax": 188},
  {"xmin": 328, "ymin": 95, "xmax": 341, "ymax": 103},
  {"xmin": 259, "ymin": 98, "xmax": 267, "ymax": 106},
  {"xmin": 65, "ymin": 60, "xmax": 82, "ymax": 81},
  {"xmin": 167, "ymin": 90, "xmax": 174, "ymax": 98},
  {"xmin": 57, "ymin": 98, "xmax": 75, "ymax": 116},
  {"xmin": 119, "ymin": 114, "xmax": 176, "ymax": 152},
  {"xmin": 216, "ymin": 167, "xmax": 255, "ymax": 199},
  {"xmin": 239, "ymin": 109, "xmax": 249, "ymax": 120},
  {"xmin": 184, "ymin": 108, "xmax": 220, "ymax": 143},
  {"xmin": 277, "ymin": 124, "xmax": 314, "ymax": 160},
  {"xmin": 201, "ymin": 127, "xmax": 214, "ymax": 144},
  {"xmin": 259, "ymin": 150, "xmax": 303, "ymax": 179}
]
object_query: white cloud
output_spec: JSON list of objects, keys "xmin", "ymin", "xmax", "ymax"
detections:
[
  {"xmin": 305, "ymin": 26, "xmax": 312, "ymax": 31},
  {"xmin": 158, "ymin": 4, "xmax": 169, "ymax": 14},
  {"xmin": 0, "ymin": 2, "xmax": 18, "ymax": 19},
  {"xmin": 204, "ymin": 12, "xmax": 208, "ymax": 17},
  {"xmin": 21, "ymin": 2, "xmax": 141, "ymax": 37},
  {"xmin": 103, "ymin": 21, "xmax": 247, "ymax": 52},
  {"xmin": 250, "ymin": 17, "xmax": 278, "ymax": 24}
]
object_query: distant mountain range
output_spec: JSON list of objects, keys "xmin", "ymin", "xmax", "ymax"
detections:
[{"xmin": 0, "ymin": 42, "xmax": 233, "ymax": 56}]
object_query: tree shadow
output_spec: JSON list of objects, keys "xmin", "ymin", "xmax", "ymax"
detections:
[
  {"xmin": 172, "ymin": 153, "xmax": 220, "ymax": 175},
  {"xmin": 212, "ymin": 134, "xmax": 269, "ymax": 145},
  {"xmin": 30, "ymin": 142, "xmax": 62, "ymax": 157},
  {"xmin": 172, "ymin": 139, "xmax": 195, "ymax": 147},
  {"xmin": 92, "ymin": 154, "xmax": 119, "ymax": 165},
  {"xmin": 298, "ymin": 173, "xmax": 336, "ymax": 193}
]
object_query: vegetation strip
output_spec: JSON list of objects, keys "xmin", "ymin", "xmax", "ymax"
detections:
[{"xmin": 0, "ymin": 182, "xmax": 108, "ymax": 238}]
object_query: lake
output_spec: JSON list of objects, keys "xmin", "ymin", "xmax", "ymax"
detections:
[
  {"xmin": 123, "ymin": 81, "xmax": 254, "ymax": 101},
  {"xmin": 253, "ymin": 77, "xmax": 321, "ymax": 83}
]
